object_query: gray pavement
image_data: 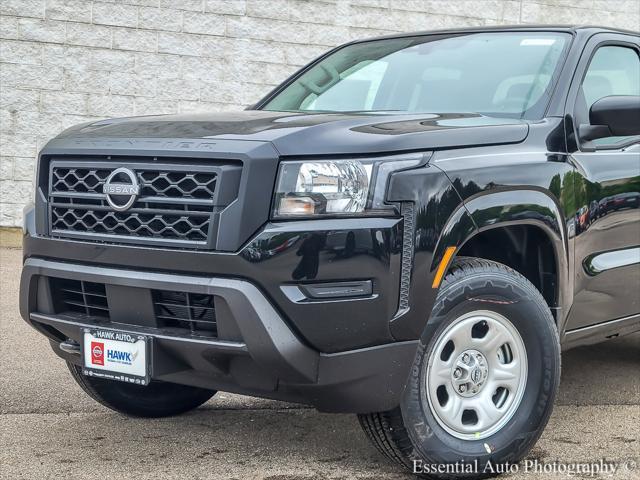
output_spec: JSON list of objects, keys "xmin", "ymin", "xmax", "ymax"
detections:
[{"xmin": 1, "ymin": 247, "xmax": 638, "ymax": 479}]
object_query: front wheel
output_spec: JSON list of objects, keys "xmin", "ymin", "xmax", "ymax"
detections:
[{"xmin": 359, "ymin": 258, "xmax": 560, "ymax": 479}]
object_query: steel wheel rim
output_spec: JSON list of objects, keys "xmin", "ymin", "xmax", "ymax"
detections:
[{"xmin": 423, "ymin": 310, "xmax": 528, "ymax": 440}]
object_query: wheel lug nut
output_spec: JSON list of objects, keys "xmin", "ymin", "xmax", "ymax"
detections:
[
  {"xmin": 459, "ymin": 385, "xmax": 467, "ymax": 393},
  {"xmin": 453, "ymin": 368, "xmax": 462, "ymax": 378},
  {"xmin": 462, "ymin": 354, "xmax": 470, "ymax": 363}
]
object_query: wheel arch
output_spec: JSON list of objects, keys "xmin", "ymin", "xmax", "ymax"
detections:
[{"xmin": 430, "ymin": 189, "xmax": 571, "ymax": 333}]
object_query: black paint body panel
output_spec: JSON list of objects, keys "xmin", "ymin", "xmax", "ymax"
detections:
[{"xmin": 55, "ymin": 111, "xmax": 529, "ymax": 157}]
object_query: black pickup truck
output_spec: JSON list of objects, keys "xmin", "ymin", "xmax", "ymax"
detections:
[{"xmin": 20, "ymin": 26, "xmax": 639, "ymax": 478}]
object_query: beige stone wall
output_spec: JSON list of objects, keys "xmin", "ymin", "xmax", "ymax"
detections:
[{"xmin": 1, "ymin": 0, "xmax": 639, "ymax": 227}]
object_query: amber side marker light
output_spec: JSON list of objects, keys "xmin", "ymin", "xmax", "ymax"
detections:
[{"xmin": 432, "ymin": 246, "xmax": 457, "ymax": 289}]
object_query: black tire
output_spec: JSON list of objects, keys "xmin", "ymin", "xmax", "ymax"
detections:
[
  {"xmin": 67, "ymin": 362, "xmax": 216, "ymax": 418},
  {"xmin": 359, "ymin": 257, "xmax": 561, "ymax": 479}
]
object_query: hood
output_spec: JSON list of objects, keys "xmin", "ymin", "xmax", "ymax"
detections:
[{"xmin": 56, "ymin": 110, "xmax": 529, "ymax": 156}]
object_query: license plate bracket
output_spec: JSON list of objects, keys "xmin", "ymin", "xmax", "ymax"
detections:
[{"xmin": 82, "ymin": 328, "xmax": 150, "ymax": 386}]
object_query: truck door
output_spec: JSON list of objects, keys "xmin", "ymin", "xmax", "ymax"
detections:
[{"xmin": 566, "ymin": 33, "xmax": 640, "ymax": 330}]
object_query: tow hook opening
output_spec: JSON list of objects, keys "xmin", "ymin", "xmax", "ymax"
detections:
[{"xmin": 59, "ymin": 340, "xmax": 81, "ymax": 355}]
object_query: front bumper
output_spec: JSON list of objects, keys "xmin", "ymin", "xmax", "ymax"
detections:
[
  {"xmin": 23, "ymin": 215, "xmax": 405, "ymax": 353},
  {"xmin": 20, "ymin": 257, "xmax": 418, "ymax": 413}
]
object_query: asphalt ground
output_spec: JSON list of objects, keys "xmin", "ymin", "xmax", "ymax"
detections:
[{"xmin": 1, "ymin": 247, "xmax": 638, "ymax": 479}]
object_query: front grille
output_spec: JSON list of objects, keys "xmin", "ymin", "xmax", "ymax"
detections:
[
  {"xmin": 51, "ymin": 278, "xmax": 110, "ymax": 320},
  {"xmin": 52, "ymin": 167, "xmax": 111, "ymax": 193},
  {"xmin": 152, "ymin": 290, "xmax": 217, "ymax": 337},
  {"xmin": 47, "ymin": 159, "xmax": 236, "ymax": 248},
  {"xmin": 139, "ymin": 171, "xmax": 217, "ymax": 199},
  {"xmin": 51, "ymin": 208, "xmax": 211, "ymax": 242},
  {"xmin": 52, "ymin": 167, "xmax": 217, "ymax": 199}
]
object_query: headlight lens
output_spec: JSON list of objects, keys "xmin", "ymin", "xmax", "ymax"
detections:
[{"xmin": 273, "ymin": 153, "xmax": 423, "ymax": 218}]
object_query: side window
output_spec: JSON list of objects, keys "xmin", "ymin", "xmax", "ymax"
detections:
[{"xmin": 581, "ymin": 45, "xmax": 640, "ymax": 147}]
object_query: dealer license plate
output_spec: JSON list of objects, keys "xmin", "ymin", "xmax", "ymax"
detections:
[{"xmin": 82, "ymin": 328, "xmax": 150, "ymax": 385}]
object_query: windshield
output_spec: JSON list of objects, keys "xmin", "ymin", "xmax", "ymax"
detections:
[{"xmin": 261, "ymin": 32, "xmax": 571, "ymax": 119}]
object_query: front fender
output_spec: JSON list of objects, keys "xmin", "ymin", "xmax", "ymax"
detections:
[
  {"xmin": 438, "ymin": 189, "xmax": 571, "ymax": 333},
  {"xmin": 386, "ymin": 165, "xmax": 473, "ymax": 340},
  {"xmin": 389, "ymin": 180, "xmax": 571, "ymax": 340}
]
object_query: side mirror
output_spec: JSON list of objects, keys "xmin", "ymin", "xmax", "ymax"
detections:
[{"xmin": 579, "ymin": 95, "xmax": 640, "ymax": 141}]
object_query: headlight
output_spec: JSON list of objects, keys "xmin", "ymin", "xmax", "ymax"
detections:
[{"xmin": 272, "ymin": 153, "xmax": 424, "ymax": 218}]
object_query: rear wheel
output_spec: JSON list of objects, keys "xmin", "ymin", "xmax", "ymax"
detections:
[
  {"xmin": 359, "ymin": 258, "xmax": 560, "ymax": 478},
  {"xmin": 67, "ymin": 362, "xmax": 216, "ymax": 418}
]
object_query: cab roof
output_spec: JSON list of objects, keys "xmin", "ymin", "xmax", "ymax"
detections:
[{"xmin": 362, "ymin": 24, "xmax": 639, "ymax": 42}]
